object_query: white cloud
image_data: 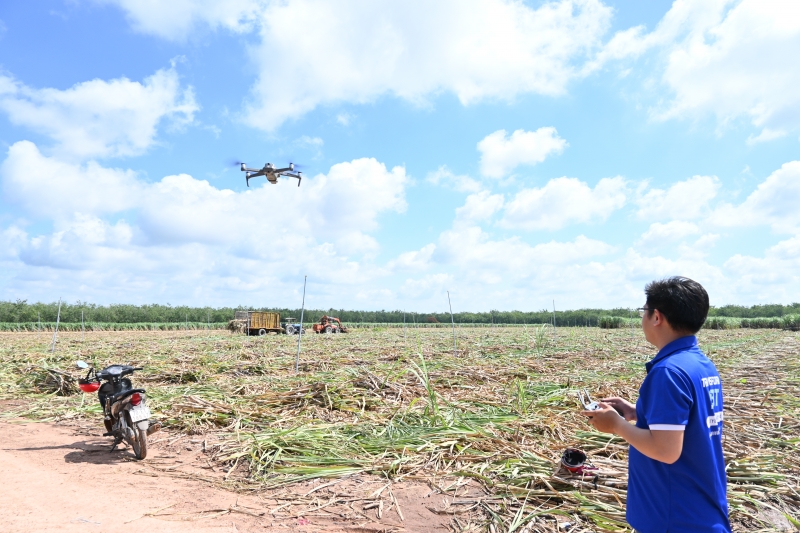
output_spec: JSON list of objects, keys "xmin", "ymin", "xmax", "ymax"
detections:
[
  {"xmin": 621, "ymin": 247, "xmax": 727, "ymax": 298},
  {"xmin": 134, "ymin": 158, "xmax": 408, "ymax": 248},
  {"xmin": 656, "ymin": 0, "xmax": 800, "ymax": 135},
  {"xmin": 635, "ymin": 175, "xmax": 720, "ymax": 221},
  {"xmin": 107, "ymin": 0, "xmax": 800, "ymax": 140},
  {"xmin": 397, "ymin": 226, "xmax": 624, "ymax": 307},
  {"xmin": 102, "ymin": 0, "xmax": 262, "ymax": 40},
  {"xmin": 0, "ymin": 146, "xmax": 411, "ymax": 306},
  {"xmin": 477, "ymin": 128, "xmax": 567, "ymax": 178},
  {"xmin": 746, "ymin": 128, "xmax": 787, "ymax": 146},
  {"xmin": 434, "ymin": 226, "xmax": 614, "ymax": 277},
  {"xmin": 637, "ymin": 221, "xmax": 700, "ymax": 248},
  {"xmin": 296, "ymin": 135, "xmax": 324, "ymax": 159},
  {"xmin": 722, "ymin": 235, "xmax": 800, "ymax": 301},
  {"xmin": 400, "ymin": 273, "xmax": 454, "ymax": 299},
  {"xmin": 246, "ymin": 0, "xmax": 613, "ymax": 128},
  {"xmin": 1, "ymin": 141, "xmax": 143, "ymax": 219},
  {"xmin": 455, "ymin": 191, "xmax": 504, "ymax": 224},
  {"xmin": 109, "ymin": 0, "xmax": 613, "ymax": 129},
  {"xmin": 297, "ymin": 135, "xmax": 323, "ymax": 148},
  {"xmin": 0, "ymin": 225, "xmax": 27, "ymax": 261},
  {"xmin": 397, "ymin": 231, "xmax": 616, "ymax": 304},
  {"xmin": 17, "ymin": 214, "xmax": 135, "ymax": 270},
  {"xmin": 1, "ymin": 142, "xmax": 407, "ymax": 250},
  {"xmin": 426, "ymin": 166, "xmax": 483, "ymax": 193},
  {"xmin": 500, "ymin": 176, "xmax": 627, "ymax": 231},
  {"xmin": 596, "ymin": 0, "xmax": 800, "ymax": 140},
  {"xmin": 694, "ymin": 234, "xmax": 720, "ymax": 249},
  {"xmin": 0, "ymin": 67, "xmax": 197, "ymax": 159},
  {"xmin": 709, "ymin": 161, "xmax": 800, "ymax": 231},
  {"xmin": 336, "ymin": 112, "xmax": 354, "ymax": 126},
  {"xmin": 588, "ymin": 1, "xmax": 727, "ymax": 67},
  {"xmin": 676, "ymin": 233, "xmax": 720, "ymax": 261},
  {"xmin": 388, "ymin": 244, "xmax": 436, "ymax": 272}
]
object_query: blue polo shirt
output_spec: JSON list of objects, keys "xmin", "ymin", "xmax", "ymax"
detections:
[{"xmin": 627, "ymin": 336, "xmax": 730, "ymax": 533}]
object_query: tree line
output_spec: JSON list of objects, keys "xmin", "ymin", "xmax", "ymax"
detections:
[{"xmin": 2, "ymin": 300, "xmax": 798, "ymax": 326}]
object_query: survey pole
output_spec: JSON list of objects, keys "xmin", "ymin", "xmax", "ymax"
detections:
[
  {"xmin": 448, "ymin": 291, "xmax": 457, "ymax": 357},
  {"xmin": 295, "ymin": 275, "xmax": 307, "ymax": 373}
]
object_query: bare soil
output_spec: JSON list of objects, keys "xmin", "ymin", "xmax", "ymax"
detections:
[{"xmin": 0, "ymin": 415, "xmax": 467, "ymax": 532}]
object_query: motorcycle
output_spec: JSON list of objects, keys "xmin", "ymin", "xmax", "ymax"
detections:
[{"xmin": 76, "ymin": 360, "xmax": 160, "ymax": 459}]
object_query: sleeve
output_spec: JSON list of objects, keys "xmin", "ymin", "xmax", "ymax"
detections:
[{"xmin": 641, "ymin": 367, "xmax": 693, "ymax": 429}]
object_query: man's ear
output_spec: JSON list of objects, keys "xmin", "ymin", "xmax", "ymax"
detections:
[{"xmin": 653, "ymin": 310, "xmax": 677, "ymax": 332}]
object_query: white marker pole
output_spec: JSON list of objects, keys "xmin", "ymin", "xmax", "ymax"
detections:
[
  {"xmin": 295, "ymin": 275, "xmax": 307, "ymax": 374},
  {"xmin": 448, "ymin": 291, "xmax": 457, "ymax": 357},
  {"xmin": 552, "ymin": 300, "xmax": 557, "ymax": 339},
  {"xmin": 50, "ymin": 299, "xmax": 62, "ymax": 353}
]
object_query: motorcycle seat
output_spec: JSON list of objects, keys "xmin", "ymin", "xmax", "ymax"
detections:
[{"xmin": 108, "ymin": 388, "xmax": 146, "ymax": 403}]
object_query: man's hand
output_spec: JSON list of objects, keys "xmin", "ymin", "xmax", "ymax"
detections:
[
  {"xmin": 580, "ymin": 402, "xmax": 624, "ymax": 434},
  {"xmin": 600, "ymin": 397, "xmax": 637, "ymax": 421},
  {"xmin": 580, "ymin": 402, "xmax": 684, "ymax": 464}
]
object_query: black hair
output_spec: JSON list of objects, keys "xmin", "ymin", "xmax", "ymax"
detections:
[{"xmin": 644, "ymin": 276, "xmax": 709, "ymax": 334}]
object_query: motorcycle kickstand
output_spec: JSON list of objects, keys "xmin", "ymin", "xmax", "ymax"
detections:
[{"xmin": 110, "ymin": 437, "xmax": 123, "ymax": 452}]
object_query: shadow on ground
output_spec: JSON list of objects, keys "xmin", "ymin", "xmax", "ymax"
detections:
[{"xmin": 7, "ymin": 438, "xmax": 140, "ymax": 464}]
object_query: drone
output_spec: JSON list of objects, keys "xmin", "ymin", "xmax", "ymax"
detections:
[{"xmin": 240, "ymin": 162, "xmax": 302, "ymax": 187}]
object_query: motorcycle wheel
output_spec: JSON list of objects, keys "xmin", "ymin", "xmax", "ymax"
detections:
[{"xmin": 126, "ymin": 412, "xmax": 148, "ymax": 460}]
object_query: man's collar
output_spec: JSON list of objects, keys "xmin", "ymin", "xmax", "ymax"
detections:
[{"xmin": 645, "ymin": 335, "xmax": 698, "ymax": 373}]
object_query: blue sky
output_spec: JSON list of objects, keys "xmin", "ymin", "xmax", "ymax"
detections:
[{"xmin": 1, "ymin": 0, "xmax": 799, "ymax": 311}]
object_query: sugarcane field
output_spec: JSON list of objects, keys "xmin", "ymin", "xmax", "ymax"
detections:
[
  {"xmin": 7, "ymin": 1, "xmax": 800, "ymax": 532},
  {"xmin": 1, "ymin": 324, "xmax": 797, "ymax": 532}
]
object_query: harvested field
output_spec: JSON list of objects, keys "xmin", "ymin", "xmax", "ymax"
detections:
[{"xmin": 1, "ymin": 327, "xmax": 798, "ymax": 532}]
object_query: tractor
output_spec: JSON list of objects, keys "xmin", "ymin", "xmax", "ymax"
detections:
[
  {"xmin": 312, "ymin": 315, "xmax": 348, "ymax": 334},
  {"xmin": 281, "ymin": 317, "xmax": 306, "ymax": 335}
]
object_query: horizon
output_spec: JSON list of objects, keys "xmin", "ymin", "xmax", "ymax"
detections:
[
  {"xmin": 1, "ymin": 1, "xmax": 799, "ymax": 311},
  {"xmin": 3, "ymin": 299, "xmax": 798, "ymax": 318}
]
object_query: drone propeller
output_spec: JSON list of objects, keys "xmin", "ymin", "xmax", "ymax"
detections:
[{"xmin": 226, "ymin": 158, "xmax": 244, "ymax": 167}]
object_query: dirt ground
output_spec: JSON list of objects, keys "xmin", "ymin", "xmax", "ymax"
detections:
[{"xmin": 0, "ymin": 416, "xmax": 472, "ymax": 533}]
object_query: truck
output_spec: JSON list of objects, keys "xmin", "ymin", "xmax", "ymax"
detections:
[
  {"xmin": 233, "ymin": 311, "xmax": 282, "ymax": 335},
  {"xmin": 312, "ymin": 315, "xmax": 348, "ymax": 334}
]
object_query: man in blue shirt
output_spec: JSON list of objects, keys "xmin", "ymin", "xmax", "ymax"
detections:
[{"xmin": 581, "ymin": 277, "xmax": 730, "ymax": 533}]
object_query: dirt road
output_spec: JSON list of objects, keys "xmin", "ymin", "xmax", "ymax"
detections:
[{"xmin": 0, "ymin": 418, "xmax": 458, "ymax": 533}]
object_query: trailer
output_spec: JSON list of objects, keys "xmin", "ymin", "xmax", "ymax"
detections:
[{"xmin": 234, "ymin": 311, "xmax": 282, "ymax": 335}]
